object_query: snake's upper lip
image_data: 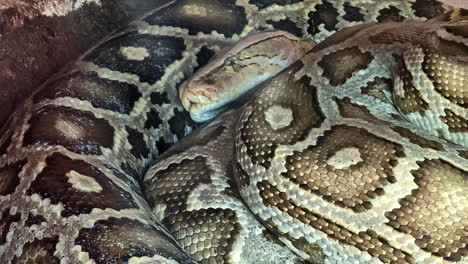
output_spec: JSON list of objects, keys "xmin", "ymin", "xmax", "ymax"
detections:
[{"xmin": 181, "ymin": 92, "xmax": 212, "ymax": 110}]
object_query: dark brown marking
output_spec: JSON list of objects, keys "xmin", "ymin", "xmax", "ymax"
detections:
[
  {"xmin": 126, "ymin": 126, "xmax": 149, "ymax": 159},
  {"xmin": 284, "ymin": 125, "xmax": 405, "ymax": 212},
  {"xmin": 150, "ymin": 91, "xmax": 171, "ymax": 105},
  {"xmin": 343, "ymin": 2, "xmax": 364, "ymax": 22},
  {"xmin": 0, "ymin": 117, "xmax": 14, "ymax": 156},
  {"xmin": 393, "ymin": 54, "xmax": 430, "ymax": 115},
  {"xmin": 377, "ymin": 6, "xmax": 405, "ymax": 22},
  {"xmin": 318, "ymin": 47, "xmax": 373, "ymax": 86},
  {"xmin": 248, "ymin": 0, "xmax": 302, "ymax": 9},
  {"xmin": 193, "ymin": 46, "xmax": 216, "ymax": 74},
  {"xmin": 23, "ymin": 105, "xmax": 114, "ymax": 155},
  {"xmin": 412, "ymin": 0, "xmax": 446, "ymax": 19},
  {"xmin": 168, "ymin": 108, "xmax": 198, "ymax": 141},
  {"xmin": 0, "ymin": 160, "xmax": 25, "ymax": 196},
  {"xmin": 386, "ymin": 159, "xmax": 467, "ymax": 261},
  {"xmin": 333, "ymin": 97, "xmax": 392, "ymax": 126},
  {"xmin": 440, "ymin": 109, "xmax": 468, "ymax": 133},
  {"xmin": 360, "ymin": 77, "xmax": 394, "ymax": 104},
  {"xmin": 145, "ymin": 0, "xmax": 247, "ymax": 37},
  {"xmin": 156, "ymin": 124, "xmax": 227, "ymax": 163},
  {"xmin": 258, "ymin": 181, "xmax": 415, "ymax": 263},
  {"xmin": 33, "ymin": 71, "xmax": 142, "ymax": 114},
  {"xmin": 107, "ymin": 165, "xmax": 140, "ymax": 191},
  {"xmin": 24, "ymin": 213, "xmax": 46, "ymax": 227},
  {"xmin": 0, "ymin": 208, "xmax": 20, "ymax": 245},
  {"xmin": 240, "ymin": 62, "xmax": 324, "ymax": 169},
  {"xmin": 144, "ymin": 108, "xmax": 163, "ymax": 129},
  {"xmin": 26, "ymin": 153, "xmax": 138, "ymax": 217},
  {"xmin": 120, "ymin": 162, "xmax": 142, "ymax": 184},
  {"xmin": 11, "ymin": 236, "xmax": 60, "ymax": 263},
  {"xmin": 85, "ymin": 33, "xmax": 186, "ymax": 85},
  {"xmin": 76, "ymin": 217, "xmax": 193, "ymax": 264},
  {"xmin": 436, "ymin": 38, "xmax": 468, "ymax": 58},
  {"xmin": 392, "ymin": 126, "xmax": 445, "ymax": 151},
  {"xmin": 445, "ymin": 24, "xmax": 468, "ymax": 38},
  {"xmin": 307, "ymin": 0, "xmax": 339, "ymax": 35},
  {"xmin": 144, "ymin": 156, "xmax": 213, "ymax": 212},
  {"xmin": 267, "ymin": 19, "xmax": 303, "ymax": 37}
]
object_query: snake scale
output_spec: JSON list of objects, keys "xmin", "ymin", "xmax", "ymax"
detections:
[{"xmin": 0, "ymin": 0, "xmax": 466, "ymax": 263}]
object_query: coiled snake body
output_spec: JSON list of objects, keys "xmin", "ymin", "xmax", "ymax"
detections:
[{"xmin": 0, "ymin": 0, "xmax": 466, "ymax": 263}]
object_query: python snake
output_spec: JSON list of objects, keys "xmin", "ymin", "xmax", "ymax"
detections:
[{"xmin": 0, "ymin": 0, "xmax": 466, "ymax": 263}]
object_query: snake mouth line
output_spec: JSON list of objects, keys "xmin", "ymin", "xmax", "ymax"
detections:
[{"xmin": 183, "ymin": 82, "xmax": 264, "ymax": 123}]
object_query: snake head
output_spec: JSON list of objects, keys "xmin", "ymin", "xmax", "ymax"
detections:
[{"xmin": 179, "ymin": 30, "xmax": 314, "ymax": 123}]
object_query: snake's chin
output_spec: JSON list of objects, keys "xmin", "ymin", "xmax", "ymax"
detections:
[{"xmin": 187, "ymin": 101, "xmax": 228, "ymax": 123}]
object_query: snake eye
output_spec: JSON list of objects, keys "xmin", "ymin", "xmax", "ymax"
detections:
[{"xmin": 224, "ymin": 56, "xmax": 236, "ymax": 66}]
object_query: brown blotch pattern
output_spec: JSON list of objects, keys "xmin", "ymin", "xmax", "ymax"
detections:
[
  {"xmin": 342, "ymin": 2, "xmax": 364, "ymax": 22},
  {"xmin": 392, "ymin": 55, "xmax": 430, "ymax": 115},
  {"xmin": 361, "ymin": 77, "xmax": 394, "ymax": 104},
  {"xmin": 318, "ymin": 47, "xmax": 373, "ymax": 86},
  {"xmin": 446, "ymin": 24, "xmax": 468, "ymax": 38},
  {"xmin": 257, "ymin": 181, "xmax": 415, "ymax": 264},
  {"xmin": 144, "ymin": 157, "xmax": 243, "ymax": 263},
  {"xmin": 0, "ymin": 208, "xmax": 20, "ymax": 245},
  {"xmin": 158, "ymin": 125, "xmax": 226, "ymax": 160},
  {"xmin": 23, "ymin": 105, "xmax": 114, "ymax": 155},
  {"xmin": 376, "ymin": 6, "xmax": 406, "ymax": 22},
  {"xmin": 24, "ymin": 213, "xmax": 46, "ymax": 227},
  {"xmin": 11, "ymin": 236, "xmax": 60, "ymax": 264},
  {"xmin": 0, "ymin": 117, "xmax": 14, "ymax": 156},
  {"xmin": 283, "ymin": 125, "xmax": 405, "ymax": 212},
  {"xmin": 125, "ymin": 126, "xmax": 149, "ymax": 159},
  {"xmin": 435, "ymin": 38, "xmax": 468, "ymax": 58},
  {"xmin": 385, "ymin": 159, "xmax": 467, "ymax": 261},
  {"xmin": 144, "ymin": 156, "xmax": 213, "ymax": 212},
  {"xmin": 333, "ymin": 97, "xmax": 392, "ymax": 126},
  {"xmin": 440, "ymin": 109, "xmax": 468, "ymax": 133},
  {"xmin": 144, "ymin": 0, "xmax": 247, "ymax": 37},
  {"xmin": 75, "ymin": 217, "xmax": 191, "ymax": 264},
  {"xmin": 411, "ymin": 0, "xmax": 446, "ymax": 19},
  {"xmin": 307, "ymin": 0, "xmax": 339, "ymax": 35},
  {"xmin": 33, "ymin": 71, "xmax": 142, "ymax": 115},
  {"xmin": 26, "ymin": 153, "xmax": 138, "ymax": 217},
  {"xmin": 392, "ymin": 126, "xmax": 445, "ymax": 151},
  {"xmin": 422, "ymin": 49, "xmax": 468, "ymax": 108},
  {"xmin": 0, "ymin": 160, "xmax": 26, "ymax": 196},
  {"xmin": 239, "ymin": 62, "xmax": 324, "ymax": 169},
  {"xmin": 163, "ymin": 208, "xmax": 241, "ymax": 263}
]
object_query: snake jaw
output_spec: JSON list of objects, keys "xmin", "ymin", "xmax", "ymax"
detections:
[{"xmin": 180, "ymin": 83, "xmax": 221, "ymax": 122}]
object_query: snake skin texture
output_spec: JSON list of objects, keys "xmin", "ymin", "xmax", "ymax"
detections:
[
  {"xmin": 179, "ymin": 4, "xmax": 468, "ymax": 264},
  {"xmin": 143, "ymin": 110, "xmax": 303, "ymax": 264},
  {"xmin": 0, "ymin": 0, "xmax": 465, "ymax": 263}
]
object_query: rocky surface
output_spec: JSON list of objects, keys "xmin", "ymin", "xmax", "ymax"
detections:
[{"xmin": 0, "ymin": 0, "xmax": 169, "ymax": 126}]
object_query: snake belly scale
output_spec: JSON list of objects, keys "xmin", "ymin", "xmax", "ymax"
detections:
[{"xmin": 0, "ymin": 0, "xmax": 466, "ymax": 264}]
